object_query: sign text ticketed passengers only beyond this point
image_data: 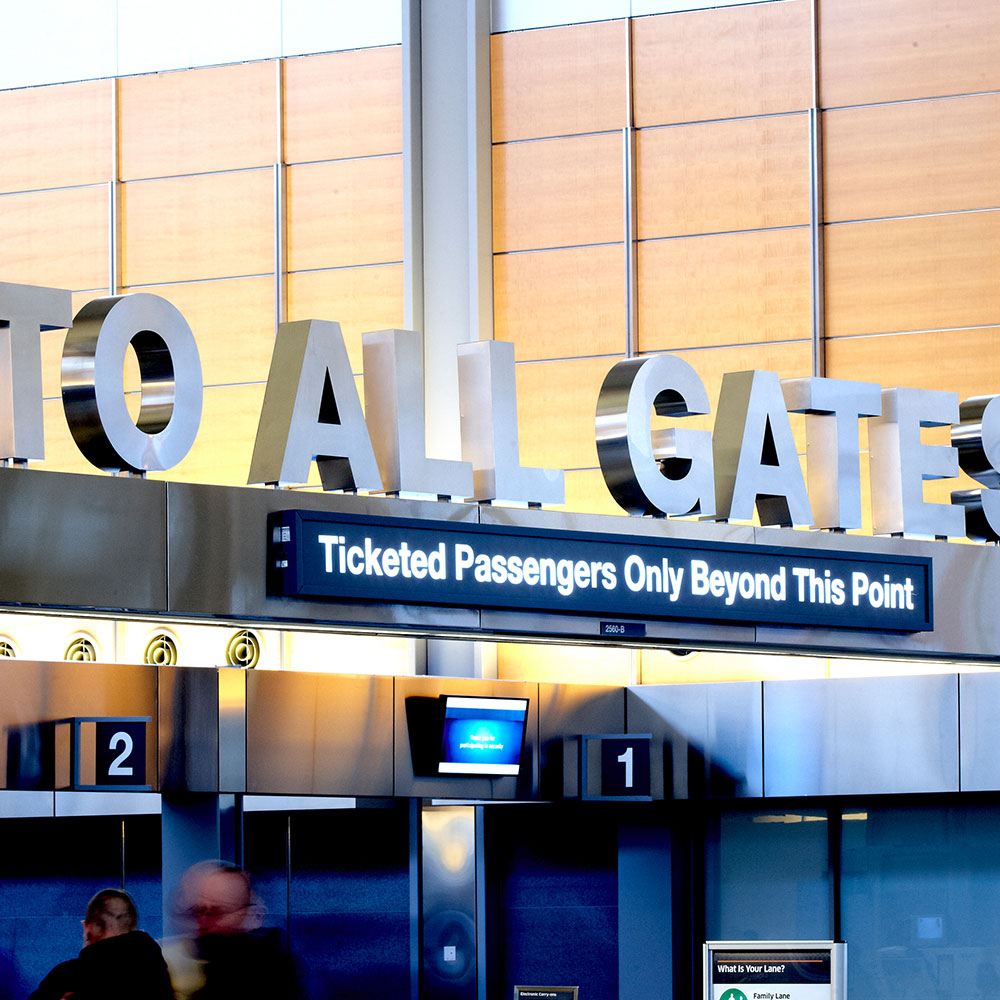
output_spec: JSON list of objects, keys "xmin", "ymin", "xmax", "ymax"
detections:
[{"xmin": 269, "ymin": 511, "xmax": 932, "ymax": 632}]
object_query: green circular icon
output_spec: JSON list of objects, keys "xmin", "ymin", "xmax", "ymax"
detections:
[{"xmin": 721, "ymin": 990, "xmax": 748, "ymax": 1000}]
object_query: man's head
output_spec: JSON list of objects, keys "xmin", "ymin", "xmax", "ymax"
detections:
[
  {"xmin": 83, "ymin": 889, "xmax": 137, "ymax": 945},
  {"xmin": 178, "ymin": 862, "xmax": 259, "ymax": 937}
]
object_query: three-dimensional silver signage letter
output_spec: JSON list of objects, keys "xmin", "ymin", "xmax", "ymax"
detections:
[
  {"xmin": 61, "ymin": 294, "xmax": 202, "ymax": 473},
  {"xmin": 869, "ymin": 387, "xmax": 964, "ymax": 538},
  {"xmin": 950, "ymin": 394, "xmax": 1000, "ymax": 541},
  {"xmin": 248, "ymin": 319, "xmax": 381, "ymax": 491},
  {"xmin": 595, "ymin": 353, "xmax": 715, "ymax": 517},
  {"xmin": 714, "ymin": 370, "xmax": 813, "ymax": 526},
  {"xmin": 0, "ymin": 282, "xmax": 72, "ymax": 463},
  {"xmin": 782, "ymin": 376, "xmax": 882, "ymax": 531},
  {"xmin": 456, "ymin": 340, "xmax": 564, "ymax": 505},
  {"xmin": 362, "ymin": 329, "xmax": 473, "ymax": 498}
]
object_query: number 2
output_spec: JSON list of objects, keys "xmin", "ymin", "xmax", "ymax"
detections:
[
  {"xmin": 108, "ymin": 731, "xmax": 134, "ymax": 776},
  {"xmin": 617, "ymin": 746, "xmax": 633, "ymax": 788}
]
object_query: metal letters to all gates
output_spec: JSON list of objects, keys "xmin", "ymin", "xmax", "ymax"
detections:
[{"xmin": 0, "ymin": 280, "xmax": 998, "ymax": 540}]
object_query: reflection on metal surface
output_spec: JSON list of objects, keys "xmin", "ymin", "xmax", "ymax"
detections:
[
  {"xmin": 363, "ymin": 329, "xmax": 474, "ymax": 498},
  {"xmin": 61, "ymin": 294, "xmax": 202, "ymax": 473},
  {"xmin": 958, "ymin": 673, "xmax": 1000, "ymax": 791},
  {"xmin": 782, "ymin": 376, "xmax": 882, "ymax": 530},
  {"xmin": 869, "ymin": 387, "xmax": 964, "ymax": 538},
  {"xmin": 764, "ymin": 674, "xmax": 959, "ymax": 796},
  {"xmin": 158, "ymin": 667, "xmax": 219, "ymax": 793},
  {"xmin": 595, "ymin": 354, "xmax": 715, "ymax": 517},
  {"xmin": 951, "ymin": 395, "xmax": 1000, "ymax": 540},
  {"xmin": 0, "ymin": 282, "xmax": 72, "ymax": 463},
  {"xmin": 714, "ymin": 370, "xmax": 813, "ymax": 526},
  {"xmin": 538, "ymin": 683, "xmax": 625, "ymax": 799},
  {"xmin": 1, "ymin": 660, "xmax": 158, "ymax": 791},
  {"xmin": 627, "ymin": 682, "xmax": 763, "ymax": 799},
  {"xmin": 456, "ymin": 340, "xmax": 564, "ymax": 505},
  {"xmin": 422, "ymin": 805, "xmax": 477, "ymax": 999},
  {"xmin": 246, "ymin": 671, "xmax": 393, "ymax": 796},
  {"xmin": 218, "ymin": 668, "xmax": 247, "ymax": 793},
  {"xmin": 247, "ymin": 319, "xmax": 382, "ymax": 491}
]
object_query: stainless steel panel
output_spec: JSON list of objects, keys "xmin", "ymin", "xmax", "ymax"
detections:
[
  {"xmin": 54, "ymin": 791, "xmax": 160, "ymax": 816},
  {"xmin": 394, "ymin": 676, "xmax": 537, "ymax": 800},
  {"xmin": 166, "ymin": 482, "xmax": 481, "ymax": 630},
  {"xmin": 422, "ymin": 805, "xmax": 477, "ymax": 999},
  {"xmin": 538, "ymin": 683, "xmax": 624, "ymax": 799},
  {"xmin": 218, "ymin": 667, "xmax": 246, "ymax": 793},
  {"xmin": 246, "ymin": 670, "xmax": 393, "ymax": 796},
  {"xmin": 764, "ymin": 674, "xmax": 959, "ymax": 796},
  {"xmin": 753, "ymin": 527, "xmax": 1000, "ymax": 661},
  {"xmin": 0, "ymin": 790, "xmax": 53, "ymax": 817},
  {"xmin": 0, "ymin": 467, "xmax": 166, "ymax": 611},
  {"xmin": 627, "ymin": 682, "xmax": 763, "ymax": 799},
  {"xmin": 0, "ymin": 660, "xmax": 157, "ymax": 790},
  {"xmin": 158, "ymin": 666, "xmax": 219, "ymax": 793},
  {"xmin": 959, "ymin": 673, "xmax": 1000, "ymax": 791}
]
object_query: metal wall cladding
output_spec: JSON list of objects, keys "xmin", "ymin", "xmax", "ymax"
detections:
[
  {"xmin": 394, "ymin": 676, "xmax": 538, "ymax": 800},
  {"xmin": 1, "ymin": 660, "xmax": 158, "ymax": 790},
  {"xmin": 538, "ymin": 683, "xmax": 625, "ymax": 799},
  {"xmin": 959, "ymin": 672, "xmax": 1000, "ymax": 791},
  {"xmin": 0, "ymin": 468, "xmax": 167, "ymax": 612},
  {"xmin": 165, "ymin": 482, "xmax": 482, "ymax": 631},
  {"xmin": 246, "ymin": 671, "xmax": 394, "ymax": 796},
  {"xmin": 158, "ymin": 666, "xmax": 219, "ymax": 792},
  {"xmin": 763, "ymin": 674, "xmax": 959, "ymax": 797},
  {"xmin": 627, "ymin": 682, "xmax": 764, "ymax": 799}
]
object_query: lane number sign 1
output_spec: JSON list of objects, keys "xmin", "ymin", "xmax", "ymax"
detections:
[{"xmin": 580, "ymin": 734, "xmax": 653, "ymax": 800}]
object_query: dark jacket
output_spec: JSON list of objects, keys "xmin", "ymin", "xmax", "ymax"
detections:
[
  {"xmin": 193, "ymin": 929, "xmax": 302, "ymax": 1000},
  {"xmin": 28, "ymin": 930, "xmax": 174, "ymax": 1000}
]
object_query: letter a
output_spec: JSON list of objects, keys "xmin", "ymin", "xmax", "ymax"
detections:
[{"xmin": 248, "ymin": 319, "xmax": 382, "ymax": 491}]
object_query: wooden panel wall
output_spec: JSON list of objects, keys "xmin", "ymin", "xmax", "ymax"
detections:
[
  {"xmin": 119, "ymin": 62, "xmax": 277, "ymax": 179},
  {"xmin": 820, "ymin": 0, "xmax": 1000, "ymax": 107},
  {"xmin": 0, "ymin": 80, "xmax": 112, "ymax": 193},
  {"xmin": 632, "ymin": 1, "xmax": 813, "ymax": 124},
  {"xmin": 0, "ymin": 49, "xmax": 403, "ymax": 487}
]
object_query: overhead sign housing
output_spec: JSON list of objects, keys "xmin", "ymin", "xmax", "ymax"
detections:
[{"xmin": 268, "ymin": 510, "xmax": 933, "ymax": 633}]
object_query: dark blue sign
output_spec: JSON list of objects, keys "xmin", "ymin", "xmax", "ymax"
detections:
[{"xmin": 268, "ymin": 510, "xmax": 933, "ymax": 632}]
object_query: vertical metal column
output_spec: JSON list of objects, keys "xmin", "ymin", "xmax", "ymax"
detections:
[
  {"xmin": 809, "ymin": 0, "xmax": 826, "ymax": 378},
  {"xmin": 402, "ymin": 0, "xmax": 493, "ymax": 461},
  {"xmin": 421, "ymin": 804, "xmax": 479, "ymax": 1000},
  {"xmin": 619, "ymin": 822, "xmax": 673, "ymax": 999},
  {"xmin": 624, "ymin": 20, "xmax": 638, "ymax": 359},
  {"xmin": 274, "ymin": 58, "xmax": 287, "ymax": 333},
  {"xmin": 109, "ymin": 78, "xmax": 122, "ymax": 296}
]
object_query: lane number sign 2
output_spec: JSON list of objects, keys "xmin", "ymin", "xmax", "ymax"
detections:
[{"xmin": 95, "ymin": 720, "xmax": 147, "ymax": 785}]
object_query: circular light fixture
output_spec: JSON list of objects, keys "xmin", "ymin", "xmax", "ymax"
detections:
[
  {"xmin": 65, "ymin": 636, "xmax": 98, "ymax": 661},
  {"xmin": 144, "ymin": 632, "xmax": 178, "ymax": 666},
  {"xmin": 225, "ymin": 629, "xmax": 261, "ymax": 668}
]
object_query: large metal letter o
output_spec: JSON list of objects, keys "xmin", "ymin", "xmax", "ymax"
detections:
[{"xmin": 61, "ymin": 294, "xmax": 203, "ymax": 473}]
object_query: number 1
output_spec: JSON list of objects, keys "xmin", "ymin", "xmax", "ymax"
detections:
[{"xmin": 617, "ymin": 746, "xmax": 633, "ymax": 788}]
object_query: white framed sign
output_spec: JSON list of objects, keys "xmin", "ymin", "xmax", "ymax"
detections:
[{"xmin": 704, "ymin": 941, "xmax": 846, "ymax": 1000}]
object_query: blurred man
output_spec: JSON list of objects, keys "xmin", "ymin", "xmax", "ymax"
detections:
[{"xmin": 163, "ymin": 861, "xmax": 301, "ymax": 1000}]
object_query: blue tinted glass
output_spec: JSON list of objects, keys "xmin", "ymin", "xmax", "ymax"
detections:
[
  {"xmin": 841, "ymin": 803, "xmax": 1000, "ymax": 1000},
  {"xmin": 706, "ymin": 809, "xmax": 831, "ymax": 941}
]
